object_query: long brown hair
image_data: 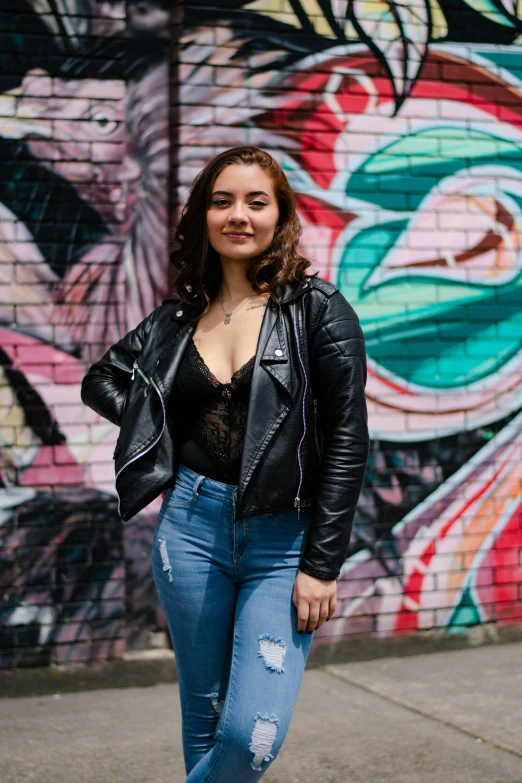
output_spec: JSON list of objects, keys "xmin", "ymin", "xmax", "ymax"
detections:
[{"xmin": 168, "ymin": 146, "xmax": 316, "ymax": 313}]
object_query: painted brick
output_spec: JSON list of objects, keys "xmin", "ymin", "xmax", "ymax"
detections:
[
  {"xmin": 1, "ymin": 0, "xmax": 522, "ymax": 673},
  {"xmin": 494, "ymin": 567, "xmax": 522, "ymax": 585}
]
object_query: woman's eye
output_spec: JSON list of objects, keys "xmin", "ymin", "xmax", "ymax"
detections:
[
  {"xmin": 212, "ymin": 199, "xmax": 229, "ymax": 207},
  {"xmin": 250, "ymin": 201, "xmax": 268, "ymax": 208}
]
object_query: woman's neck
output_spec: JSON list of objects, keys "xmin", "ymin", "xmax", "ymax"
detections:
[{"xmin": 217, "ymin": 260, "xmax": 258, "ymax": 304}]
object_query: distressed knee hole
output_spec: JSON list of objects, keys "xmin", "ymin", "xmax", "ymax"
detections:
[
  {"xmin": 249, "ymin": 712, "xmax": 279, "ymax": 771},
  {"xmin": 209, "ymin": 692, "xmax": 225, "ymax": 740},
  {"xmin": 258, "ymin": 633, "xmax": 286, "ymax": 673},
  {"xmin": 158, "ymin": 538, "xmax": 173, "ymax": 582}
]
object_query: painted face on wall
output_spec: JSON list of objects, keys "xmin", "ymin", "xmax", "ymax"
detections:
[
  {"xmin": 0, "ymin": 59, "xmax": 171, "ymax": 349},
  {"xmin": 12, "ymin": 68, "xmax": 126, "ymax": 226},
  {"xmin": 206, "ymin": 164, "xmax": 280, "ymax": 266}
]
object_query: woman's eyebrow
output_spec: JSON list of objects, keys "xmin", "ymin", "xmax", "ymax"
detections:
[{"xmin": 211, "ymin": 190, "xmax": 271, "ymax": 198}]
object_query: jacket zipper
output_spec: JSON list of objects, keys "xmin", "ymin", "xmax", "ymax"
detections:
[
  {"xmin": 313, "ymin": 397, "xmax": 319, "ymax": 453},
  {"xmin": 292, "ymin": 313, "xmax": 307, "ymax": 520},
  {"xmin": 131, "ymin": 360, "xmax": 151, "ymax": 396},
  {"xmin": 115, "ymin": 368, "xmax": 166, "ymax": 517}
]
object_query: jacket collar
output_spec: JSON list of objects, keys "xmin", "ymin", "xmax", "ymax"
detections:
[
  {"xmin": 162, "ymin": 279, "xmax": 311, "ymax": 321},
  {"xmin": 147, "ymin": 279, "xmax": 309, "ymax": 505},
  {"xmin": 154, "ymin": 278, "xmax": 310, "ymax": 403}
]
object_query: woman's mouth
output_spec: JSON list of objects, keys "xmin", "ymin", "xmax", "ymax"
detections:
[{"xmin": 224, "ymin": 233, "xmax": 253, "ymax": 240}]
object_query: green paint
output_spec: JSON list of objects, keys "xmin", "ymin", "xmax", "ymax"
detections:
[
  {"xmin": 348, "ymin": 127, "xmax": 522, "ymax": 211},
  {"xmin": 461, "ymin": 0, "xmax": 516, "ymax": 27},
  {"xmin": 338, "ymin": 126, "xmax": 522, "ymax": 389},
  {"xmin": 447, "ymin": 585, "xmax": 482, "ymax": 630},
  {"xmin": 474, "ymin": 49, "xmax": 522, "ymax": 75}
]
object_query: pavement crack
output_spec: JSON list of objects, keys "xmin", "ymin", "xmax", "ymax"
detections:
[{"xmin": 322, "ymin": 666, "xmax": 522, "ymax": 761}]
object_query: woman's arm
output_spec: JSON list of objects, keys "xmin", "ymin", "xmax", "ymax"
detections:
[
  {"xmin": 299, "ymin": 291, "xmax": 370, "ymax": 581},
  {"xmin": 81, "ymin": 309, "xmax": 159, "ymax": 427}
]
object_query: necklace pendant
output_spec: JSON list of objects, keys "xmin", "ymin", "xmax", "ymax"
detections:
[{"xmin": 224, "ymin": 313, "xmax": 231, "ymax": 325}]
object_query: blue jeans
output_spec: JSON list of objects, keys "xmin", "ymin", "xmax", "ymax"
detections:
[{"xmin": 151, "ymin": 462, "xmax": 316, "ymax": 781}]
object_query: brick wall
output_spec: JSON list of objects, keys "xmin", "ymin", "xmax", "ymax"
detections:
[
  {"xmin": 1, "ymin": 1, "xmax": 522, "ymax": 669},
  {"xmin": 0, "ymin": 0, "xmax": 171, "ymax": 668},
  {"xmin": 178, "ymin": 1, "xmax": 522, "ymax": 643}
]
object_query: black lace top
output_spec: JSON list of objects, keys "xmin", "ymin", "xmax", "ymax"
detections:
[{"xmin": 173, "ymin": 337, "xmax": 255, "ymax": 484}]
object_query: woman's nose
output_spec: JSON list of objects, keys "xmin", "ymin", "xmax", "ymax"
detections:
[{"xmin": 228, "ymin": 204, "xmax": 248, "ymax": 222}]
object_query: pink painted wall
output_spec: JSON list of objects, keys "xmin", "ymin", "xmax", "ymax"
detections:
[{"xmin": 1, "ymin": 1, "xmax": 521, "ymax": 668}]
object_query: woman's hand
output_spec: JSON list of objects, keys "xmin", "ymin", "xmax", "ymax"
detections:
[{"xmin": 293, "ymin": 570, "xmax": 337, "ymax": 633}]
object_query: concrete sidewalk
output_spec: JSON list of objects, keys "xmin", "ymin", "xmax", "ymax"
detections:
[{"xmin": 1, "ymin": 642, "xmax": 521, "ymax": 783}]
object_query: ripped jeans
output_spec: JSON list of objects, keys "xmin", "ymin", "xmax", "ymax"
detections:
[{"xmin": 151, "ymin": 462, "xmax": 316, "ymax": 782}]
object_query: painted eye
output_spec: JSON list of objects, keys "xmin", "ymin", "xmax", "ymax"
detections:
[{"xmin": 89, "ymin": 108, "xmax": 120, "ymax": 135}]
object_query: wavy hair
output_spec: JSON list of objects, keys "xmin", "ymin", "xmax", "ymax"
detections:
[{"xmin": 168, "ymin": 146, "xmax": 316, "ymax": 312}]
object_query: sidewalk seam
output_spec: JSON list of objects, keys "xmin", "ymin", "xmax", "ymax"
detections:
[{"xmin": 322, "ymin": 666, "xmax": 522, "ymax": 761}]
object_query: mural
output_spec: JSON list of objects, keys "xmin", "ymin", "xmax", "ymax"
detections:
[
  {"xmin": 179, "ymin": 0, "xmax": 522, "ymax": 639},
  {"xmin": 0, "ymin": 0, "xmax": 171, "ymax": 667},
  {"xmin": 1, "ymin": 1, "xmax": 521, "ymax": 668}
]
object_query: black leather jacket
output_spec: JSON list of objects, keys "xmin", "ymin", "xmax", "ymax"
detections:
[{"xmin": 81, "ymin": 276, "xmax": 370, "ymax": 581}]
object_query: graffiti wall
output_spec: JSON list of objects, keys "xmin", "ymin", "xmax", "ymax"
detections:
[
  {"xmin": 179, "ymin": 0, "xmax": 522, "ymax": 642},
  {"xmin": 0, "ymin": 0, "xmax": 171, "ymax": 667},
  {"xmin": 1, "ymin": 1, "xmax": 522, "ymax": 670}
]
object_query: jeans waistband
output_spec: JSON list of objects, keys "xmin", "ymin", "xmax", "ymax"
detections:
[{"xmin": 176, "ymin": 462, "xmax": 238, "ymax": 504}]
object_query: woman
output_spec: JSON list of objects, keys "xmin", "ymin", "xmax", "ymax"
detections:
[{"xmin": 81, "ymin": 146, "xmax": 369, "ymax": 780}]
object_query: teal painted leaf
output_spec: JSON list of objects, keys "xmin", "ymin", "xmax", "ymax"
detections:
[
  {"xmin": 461, "ymin": 0, "xmax": 518, "ymax": 27},
  {"xmin": 448, "ymin": 585, "xmax": 482, "ymax": 628},
  {"xmin": 339, "ymin": 126, "xmax": 522, "ymax": 389}
]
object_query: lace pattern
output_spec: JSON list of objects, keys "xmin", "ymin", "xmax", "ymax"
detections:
[
  {"xmin": 174, "ymin": 338, "xmax": 255, "ymax": 476},
  {"xmin": 191, "ymin": 339, "xmax": 255, "ymax": 392}
]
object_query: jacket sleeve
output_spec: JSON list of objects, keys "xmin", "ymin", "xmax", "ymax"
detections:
[
  {"xmin": 299, "ymin": 291, "xmax": 370, "ymax": 581},
  {"xmin": 80, "ymin": 309, "xmax": 159, "ymax": 427}
]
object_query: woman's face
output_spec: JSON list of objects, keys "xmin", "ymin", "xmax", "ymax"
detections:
[{"xmin": 206, "ymin": 163, "xmax": 279, "ymax": 264}]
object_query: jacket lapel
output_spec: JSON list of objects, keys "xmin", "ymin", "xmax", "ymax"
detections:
[
  {"xmin": 151, "ymin": 319, "xmax": 195, "ymax": 398},
  {"xmin": 145, "ymin": 284, "xmax": 306, "ymax": 499},
  {"xmin": 140, "ymin": 298, "xmax": 201, "ymax": 384},
  {"xmin": 259, "ymin": 299, "xmax": 297, "ymax": 401},
  {"xmin": 238, "ymin": 296, "xmax": 300, "ymax": 497}
]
